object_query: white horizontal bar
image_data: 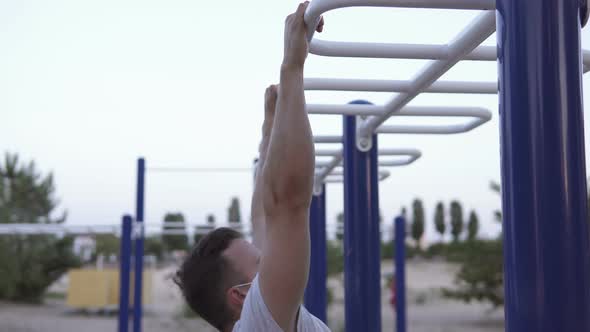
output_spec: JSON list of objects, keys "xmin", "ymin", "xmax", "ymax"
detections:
[
  {"xmin": 308, "ymin": 103, "xmax": 385, "ymax": 116},
  {"xmin": 305, "ymin": 0, "xmax": 495, "ymax": 40},
  {"xmin": 308, "ymin": 104, "xmax": 491, "ymax": 122},
  {"xmin": 362, "ymin": 11, "xmax": 497, "ymax": 135},
  {"xmin": 305, "ymin": 78, "xmax": 497, "ymax": 94},
  {"xmin": 376, "ymin": 106, "xmax": 491, "ymax": 134},
  {"xmin": 310, "ymin": 40, "xmax": 497, "ymax": 60},
  {"xmin": 315, "ymin": 147, "xmax": 421, "ymax": 182},
  {"xmin": 315, "ymin": 152, "xmax": 344, "ymax": 183},
  {"xmin": 0, "ymin": 224, "xmax": 120, "ymax": 235},
  {"xmin": 324, "ymin": 169, "xmax": 391, "ymax": 182},
  {"xmin": 314, "ymin": 135, "xmax": 342, "ymax": 143},
  {"xmin": 315, "ymin": 149, "xmax": 342, "ymax": 156}
]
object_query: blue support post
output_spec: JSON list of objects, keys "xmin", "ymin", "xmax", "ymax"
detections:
[
  {"xmin": 118, "ymin": 215, "xmax": 133, "ymax": 332},
  {"xmin": 304, "ymin": 185, "xmax": 327, "ymax": 323},
  {"xmin": 394, "ymin": 216, "xmax": 406, "ymax": 332},
  {"xmin": 496, "ymin": 1, "xmax": 590, "ymax": 331},
  {"xmin": 343, "ymin": 103, "xmax": 381, "ymax": 331},
  {"xmin": 133, "ymin": 158, "xmax": 145, "ymax": 332}
]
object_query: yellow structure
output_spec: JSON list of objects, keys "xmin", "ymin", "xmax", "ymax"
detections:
[{"xmin": 67, "ymin": 269, "xmax": 152, "ymax": 309}]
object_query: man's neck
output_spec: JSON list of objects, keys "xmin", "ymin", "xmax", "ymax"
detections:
[{"xmin": 222, "ymin": 321, "xmax": 236, "ymax": 332}]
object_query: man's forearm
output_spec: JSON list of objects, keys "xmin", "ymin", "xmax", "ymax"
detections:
[
  {"xmin": 251, "ymin": 138, "xmax": 270, "ymax": 250},
  {"xmin": 263, "ymin": 67, "xmax": 314, "ymax": 214}
]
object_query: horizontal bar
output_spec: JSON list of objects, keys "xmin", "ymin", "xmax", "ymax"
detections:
[
  {"xmin": 376, "ymin": 106, "xmax": 491, "ymax": 134},
  {"xmin": 315, "ymin": 149, "xmax": 342, "ymax": 157},
  {"xmin": 309, "ymin": 104, "xmax": 491, "ymax": 120},
  {"xmin": 305, "ymin": 78, "xmax": 497, "ymax": 94},
  {"xmin": 305, "ymin": 0, "xmax": 495, "ymax": 40},
  {"xmin": 148, "ymin": 167, "xmax": 251, "ymax": 173},
  {"xmin": 362, "ymin": 11, "xmax": 497, "ymax": 135},
  {"xmin": 314, "ymin": 135, "xmax": 343, "ymax": 143},
  {"xmin": 315, "ymin": 152, "xmax": 344, "ymax": 183},
  {"xmin": 310, "ymin": 40, "xmax": 497, "ymax": 60},
  {"xmin": 308, "ymin": 103, "xmax": 385, "ymax": 116},
  {"xmin": 0, "ymin": 224, "xmax": 120, "ymax": 235},
  {"xmin": 315, "ymin": 147, "xmax": 421, "ymax": 183},
  {"xmin": 324, "ymin": 169, "xmax": 390, "ymax": 182}
]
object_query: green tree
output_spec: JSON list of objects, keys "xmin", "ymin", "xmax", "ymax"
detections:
[
  {"xmin": 490, "ymin": 181, "xmax": 502, "ymax": 224},
  {"xmin": 144, "ymin": 236, "xmax": 165, "ymax": 262},
  {"xmin": 442, "ymin": 239, "xmax": 504, "ymax": 308},
  {"xmin": 228, "ymin": 197, "xmax": 242, "ymax": 232},
  {"xmin": 467, "ymin": 210, "xmax": 479, "ymax": 241},
  {"xmin": 443, "ymin": 181, "xmax": 504, "ymax": 308},
  {"xmin": 0, "ymin": 153, "xmax": 79, "ymax": 303},
  {"xmin": 434, "ymin": 202, "xmax": 446, "ymax": 240},
  {"xmin": 450, "ymin": 201, "xmax": 464, "ymax": 242},
  {"xmin": 94, "ymin": 234, "xmax": 120, "ymax": 258},
  {"xmin": 411, "ymin": 199, "xmax": 425, "ymax": 248},
  {"xmin": 162, "ymin": 212, "xmax": 189, "ymax": 251},
  {"xmin": 335, "ymin": 212, "xmax": 344, "ymax": 241},
  {"xmin": 194, "ymin": 214, "xmax": 216, "ymax": 244}
]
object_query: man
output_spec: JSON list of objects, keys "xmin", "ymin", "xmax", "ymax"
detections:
[{"xmin": 174, "ymin": 2, "xmax": 330, "ymax": 331}]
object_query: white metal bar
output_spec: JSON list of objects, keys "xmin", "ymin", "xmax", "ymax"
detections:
[
  {"xmin": 377, "ymin": 106, "xmax": 491, "ymax": 134},
  {"xmin": 315, "ymin": 152, "xmax": 344, "ymax": 183},
  {"xmin": 314, "ymin": 147, "xmax": 421, "ymax": 182},
  {"xmin": 305, "ymin": 78, "xmax": 497, "ymax": 94},
  {"xmin": 315, "ymin": 149, "xmax": 342, "ymax": 156},
  {"xmin": 314, "ymin": 135, "xmax": 342, "ymax": 143},
  {"xmin": 309, "ymin": 105, "xmax": 491, "ymax": 134},
  {"xmin": 305, "ymin": 0, "xmax": 495, "ymax": 40},
  {"xmin": 362, "ymin": 11, "xmax": 497, "ymax": 136},
  {"xmin": 324, "ymin": 169, "xmax": 391, "ymax": 182},
  {"xmin": 310, "ymin": 40, "xmax": 497, "ymax": 60},
  {"xmin": 308, "ymin": 104, "xmax": 385, "ymax": 116}
]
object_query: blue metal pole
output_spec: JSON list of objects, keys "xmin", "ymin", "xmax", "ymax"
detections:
[
  {"xmin": 118, "ymin": 215, "xmax": 133, "ymax": 332},
  {"xmin": 343, "ymin": 101, "xmax": 381, "ymax": 332},
  {"xmin": 133, "ymin": 158, "xmax": 145, "ymax": 332},
  {"xmin": 394, "ymin": 216, "xmax": 406, "ymax": 332},
  {"xmin": 304, "ymin": 185, "xmax": 327, "ymax": 323},
  {"xmin": 496, "ymin": 1, "xmax": 590, "ymax": 331}
]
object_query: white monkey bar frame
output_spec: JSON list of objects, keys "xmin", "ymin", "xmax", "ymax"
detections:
[{"xmin": 305, "ymin": 0, "xmax": 590, "ymax": 185}]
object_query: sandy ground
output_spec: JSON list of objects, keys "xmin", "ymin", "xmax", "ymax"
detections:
[{"xmin": 0, "ymin": 260, "xmax": 504, "ymax": 332}]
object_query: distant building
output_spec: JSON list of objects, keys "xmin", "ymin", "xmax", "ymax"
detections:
[{"xmin": 72, "ymin": 235, "xmax": 96, "ymax": 262}]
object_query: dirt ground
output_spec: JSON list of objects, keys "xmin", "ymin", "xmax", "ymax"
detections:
[{"xmin": 0, "ymin": 260, "xmax": 504, "ymax": 332}]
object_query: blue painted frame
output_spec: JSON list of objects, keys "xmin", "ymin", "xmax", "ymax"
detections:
[
  {"xmin": 304, "ymin": 185, "xmax": 327, "ymax": 323},
  {"xmin": 394, "ymin": 216, "xmax": 406, "ymax": 332},
  {"xmin": 343, "ymin": 103, "xmax": 381, "ymax": 331},
  {"xmin": 118, "ymin": 215, "xmax": 133, "ymax": 332},
  {"xmin": 497, "ymin": 0, "xmax": 590, "ymax": 330},
  {"xmin": 133, "ymin": 158, "xmax": 145, "ymax": 332}
]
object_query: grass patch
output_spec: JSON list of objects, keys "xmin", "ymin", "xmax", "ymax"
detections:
[{"xmin": 44, "ymin": 291, "xmax": 66, "ymax": 300}]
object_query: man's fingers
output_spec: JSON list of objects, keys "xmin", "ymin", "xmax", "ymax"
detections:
[
  {"xmin": 296, "ymin": 1, "xmax": 309, "ymax": 17},
  {"xmin": 316, "ymin": 16, "xmax": 324, "ymax": 33}
]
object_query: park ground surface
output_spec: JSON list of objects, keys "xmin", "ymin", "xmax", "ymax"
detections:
[{"xmin": 0, "ymin": 260, "xmax": 503, "ymax": 332}]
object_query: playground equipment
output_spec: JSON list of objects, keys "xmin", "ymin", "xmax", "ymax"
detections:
[
  {"xmin": 300, "ymin": 0, "xmax": 590, "ymax": 332},
  {"xmin": 3, "ymin": 1, "xmax": 589, "ymax": 331},
  {"xmin": 66, "ymin": 269, "xmax": 152, "ymax": 310},
  {"xmin": 119, "ymin": 1, "xmax": 590, "ymax": 331}
]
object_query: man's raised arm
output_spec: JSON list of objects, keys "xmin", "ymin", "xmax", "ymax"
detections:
[
  {"xmin": 250, "ymin": 85, "xmax": 277, "ymax": 250},
  {"xmin": 258, "ymin": 2, "xmax": 323, "ymax": 331}
]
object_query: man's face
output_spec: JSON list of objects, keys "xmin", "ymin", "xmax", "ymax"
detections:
[{"xmin": 223, "ymin": 238, "xmax": 261, "ymax": 284}]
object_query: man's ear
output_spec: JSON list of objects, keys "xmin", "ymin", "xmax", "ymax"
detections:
[{"xmin": 227, "ymin": 287, "xmax": 245, "ymax": 308}]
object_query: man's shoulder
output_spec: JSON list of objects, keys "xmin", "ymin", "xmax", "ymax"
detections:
[
  {"xmin": 234, "ymin": 275, "xmax": 331, "ymax": 332},
  {"xmin": 297, "ymin": 306, "xmax": 331, "ymax": 332}
]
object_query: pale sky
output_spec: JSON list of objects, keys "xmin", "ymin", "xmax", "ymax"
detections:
[{"xmin": 1, "ymin": 1, "xmax": 590, "ymax": 242}]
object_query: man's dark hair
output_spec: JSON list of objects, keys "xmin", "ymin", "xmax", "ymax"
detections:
[{"xmin": 174, "ymin": 227, "xmax": 243, "ymax": 330}]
